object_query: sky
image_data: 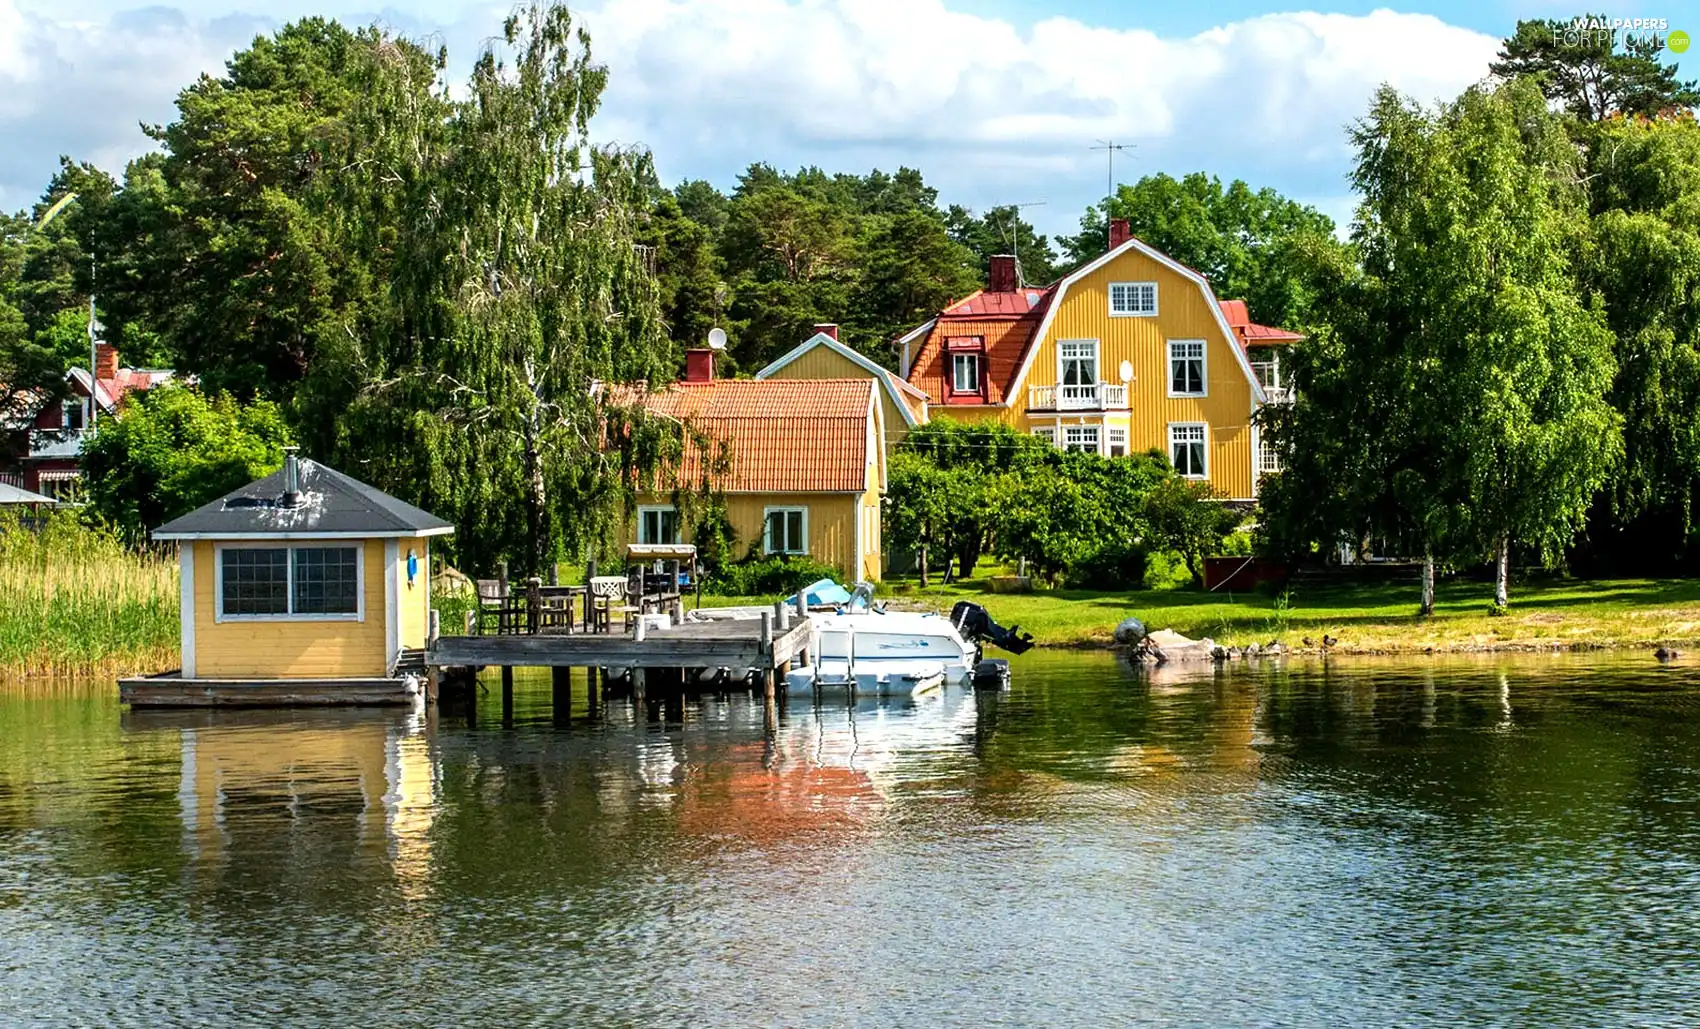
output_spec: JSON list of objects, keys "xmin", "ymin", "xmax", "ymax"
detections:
[{"xmin": 2, "ymin": 0, "xmax": 1696, "ymax": 239}]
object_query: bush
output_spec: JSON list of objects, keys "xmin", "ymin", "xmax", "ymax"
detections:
[
  {"xmin": 704, "ymin": 554, "xmax": 844, "ymax": 596},
  {"xmin": 1066, "ymin": 542, "xmax": 1149, "ymax": 590}
]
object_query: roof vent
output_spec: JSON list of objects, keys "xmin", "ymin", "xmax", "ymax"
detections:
[{"xmin": 280, "ymin": 447, "xmax": 302, "ymax": 508}]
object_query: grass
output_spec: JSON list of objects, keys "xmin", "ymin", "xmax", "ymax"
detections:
[
  {"xmin": 711, "ymin": 571, "xmax": 1700, "ymax": 654},
  {"xmin": 0, "ymin": 513, "xmax": 179, "ymax": 681}
]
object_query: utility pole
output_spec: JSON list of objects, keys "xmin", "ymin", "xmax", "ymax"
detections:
[{"xmin": 1089, "ymin": 140, "xmax": 1134, "ymax": 248}]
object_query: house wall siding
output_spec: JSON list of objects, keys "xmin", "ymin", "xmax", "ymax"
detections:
[
  {"xmin": 191, "ymin": 540, "xmax": 389, "ymax": 678},
  {"xmin": 397, "ymin": 538, "xmax": 431, "ymax": 649},
  {"xmin": 1019, "ymin": 252, "xmax": 1257, "ymax": 498},
  {"xmin": 629, "ymin": 491, "xmax": 872, "ymax": 581}
]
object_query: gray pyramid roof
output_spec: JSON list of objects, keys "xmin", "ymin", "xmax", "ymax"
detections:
[{"xmin": 153, "ymin": 459, "xmax": 453, "ymax": 539}]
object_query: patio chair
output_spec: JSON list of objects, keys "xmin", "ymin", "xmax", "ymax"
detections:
[{"xmin": 589, "ymin": 575, "xmax": 640, "ymax": 634}]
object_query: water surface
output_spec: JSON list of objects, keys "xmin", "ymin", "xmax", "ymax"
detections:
[{"xmin": 3, "ymin": 652, "xmax": 1699, "ymax": 1027}]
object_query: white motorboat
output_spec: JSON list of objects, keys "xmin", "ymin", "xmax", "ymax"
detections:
[{"xmin": 688, "ymin": 580, "xmax": 1032, "ymax": 696}]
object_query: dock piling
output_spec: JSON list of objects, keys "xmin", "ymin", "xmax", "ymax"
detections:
[{"xmin": 501, "ymin": 665, "xmax": 514, "ymax": 725}]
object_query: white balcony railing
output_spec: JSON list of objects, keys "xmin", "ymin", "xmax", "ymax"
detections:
[
  {"xmin": 1029, "ymin": 383, "xmax": 1128, "ymax": 411},
  {"xmin": 1261, "ymin": 386, "xmax": 1293, "ymax": 405}
]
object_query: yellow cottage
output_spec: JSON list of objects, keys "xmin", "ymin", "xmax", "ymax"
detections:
[
  {"xmin": 622, "ymin": 353, "xmax": 886, "ymax": 582},
  {"xmin": 755, "ymin": 323, "xmax": 930, "ymax": 456},
  {"xmin": 127, "ymin": 451, "xmax": 455, "ymax": 705},
  {"xmin": 901, "ymin": 224, "xmax": 1302, "ymax": 502}
]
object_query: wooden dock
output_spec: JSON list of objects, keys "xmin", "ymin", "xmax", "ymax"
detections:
[
  {"xmin": 119, "ymin": 672, "xmax": 421, "ymax": 707},
  {"xmin": 427, "ymin": 616, "xmax": 811, "ymax": 670}
]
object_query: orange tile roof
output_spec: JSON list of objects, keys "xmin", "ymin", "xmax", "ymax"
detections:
[{"xmin": 633, "ymin": 379, "xmax": 876, "ymax": 493}]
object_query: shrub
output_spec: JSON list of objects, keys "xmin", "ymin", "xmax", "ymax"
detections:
[
  {"xmin": 1066, "ymin": 542, "xmax": 1150, "ymax": 590},
  {"xmin": 705, "ymin": 554, "xmax": 844, "ymax": 596}
]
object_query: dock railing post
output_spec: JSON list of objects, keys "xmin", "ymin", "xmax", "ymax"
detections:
[
  {"xmin": 635, "ymin": 612, "xmax": 648, "ymax": 642},
  {"xmin": 774, "ymin": 600, "xmax": 789, "ymax": 632},
  {"xmin": 794, "ymin": 591, "xmax": 807, "ymax": 621},
  {"xmin": 429, "ymin": 609, "xmax": 440, "ymax": 647},
  {"xmin": 526, "ymin": 577, "xmax": 542, "ymax": 635}
]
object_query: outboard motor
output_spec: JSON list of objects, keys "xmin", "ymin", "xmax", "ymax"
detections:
[{"xmin": 951, "ymin": 601, "xmax": 1035, "ymax": 655}]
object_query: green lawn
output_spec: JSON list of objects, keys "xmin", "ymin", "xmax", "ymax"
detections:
[{"xmin": 710, "ymin": 575, "xmax": 1700, "ymax": 653}]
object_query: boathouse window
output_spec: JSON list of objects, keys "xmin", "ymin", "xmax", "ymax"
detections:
[
  {"xmin": 1109, "ymin": 281, "xmax": 1157, "ymax": 317},
  {"xmin": 1169, "ymin": 423, "xmax": 1208, "ymax": 478},
  {"xmin": 638, "ymin": 505, "xmax": 679, "ymax": 545},
  {"xmin": 1168, "ymin": 339, "xmax": 1206, "ymax": 396},
  {"xmin": 764, "ymin": 507, "xmax": 807, "ymax": 555},
  {"xmin": 218, "ymin": 544, "xmax": 362, "ymax": 620}
]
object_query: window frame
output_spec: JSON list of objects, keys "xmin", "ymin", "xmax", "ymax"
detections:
[
  {"xmin": 1108, "ymin": 281, "xmax": 1158, "ymax": 318},
  {"xmin": 214, "ymin": 541, "xmax": 366, "ymax": 623},
  {"xmin": 762, "ymin": 506, "xmax": 809, "ymax": 556},
  {"xmin": 637, "ymin": 504, "xmax": 681, "ymax": 545},
  {"xmin": 950, "ymin": 352, "xmax": 981, "ymax": 394},
  {"xmin": 1107, "ymin": 427, "xmax": 1128, "ymax": 458},
  {"xmin": 1063, "ymin": 425, "xmax": 1101, "ymax": 454},
  {"xmin": 944, "ymin": 336, "xmax": 986, "ymax": 402},
  {"xmin": 1167, "ymin": 339, "xmax": 1208, "ymax": 398},
  {"xmin": 1168, "ymin": 422, "xmax": 1209, "ymax": 479},
  {"xmin": 1033, "ymin": 427, "xmax": 1056, "ymax": 447}
]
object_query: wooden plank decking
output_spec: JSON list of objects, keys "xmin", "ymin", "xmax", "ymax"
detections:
[
  {"xmin": 427, "ymin": 617, "xmax": 812, "ymax": 670},
  {"xmin": 119, "ymin": 674, "xmax": 420, "ymax": 708}
]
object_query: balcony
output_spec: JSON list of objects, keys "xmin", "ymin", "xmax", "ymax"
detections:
[
  {"xmin": 27, "ymin": 427, "xmax": 88, "ymax": 459},
  {"xmin": 1028, "ymin": 383, "xmax": 1128, "ymax": 411},
  {"xmin": 1260, "ymin": 386, "xmax": 1294, "ymax": 405}
]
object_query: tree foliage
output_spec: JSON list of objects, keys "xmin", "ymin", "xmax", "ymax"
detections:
[
  {"xmin": 1491, "ymin": 16, "xmax": 1700, "ymax": 122},
  {"xmin": 78, "ymin": 386, "xmax": 294, "ymax": 539},
  {"xmin": 1266, "ymin": 81, "xmax": 1622, "ymax": 606},
  {"xmin": 319, "ymin": 2, "xmax": 679, "ymax": 576}
]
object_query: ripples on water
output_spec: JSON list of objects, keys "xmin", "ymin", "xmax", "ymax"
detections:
[{"xmin": 2, "ymin": 653, "xmax": 1700, "ymax": 1027}]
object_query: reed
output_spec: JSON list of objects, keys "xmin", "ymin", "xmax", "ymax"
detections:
[{"xmin": 0, "ymin": 510, "xmax": 179, "ymax": 681}]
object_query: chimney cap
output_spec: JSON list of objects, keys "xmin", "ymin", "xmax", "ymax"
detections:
[{"xmin": 813, "ymin": 323, "xmax": 840, "ymax": 341}]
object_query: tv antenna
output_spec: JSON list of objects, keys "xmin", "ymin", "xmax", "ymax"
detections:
[
  {"xmin": 1090, "ymin": 139, "xmax": 1135, "ymax": 248},
  {"xmin": 1002, "ymin": 201, "xmax": 1046, "ymax": 286}
]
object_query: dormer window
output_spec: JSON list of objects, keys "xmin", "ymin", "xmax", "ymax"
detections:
[
  {"xmin": 60, "ymin": 399, "xmax": 84, "ymax": 430},
  {"xmin": 1109, "ymin": 281, "xmax": 1157, "ymax": 317},
  {"xmin": 945, "ymin": 336, "xmax": 985, "ymax": 402}
]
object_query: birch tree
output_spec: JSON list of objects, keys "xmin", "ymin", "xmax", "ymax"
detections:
[
  {"xmin": 1351, "ymin": 81, "xmax": 1620, "ymax": 609},
  {"xmin": 324, "ymin": 3, "xmax": 678, "ymax": 575}
]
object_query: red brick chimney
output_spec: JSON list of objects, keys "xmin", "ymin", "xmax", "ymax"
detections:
[
  {"xmin": 813, "ymin": 323, "xmax": 839, "ymax": 341},
  {"xmin": 1108, "ymin": 218, "xmax": 1132, "ymax": 252},
  {"xmin": 93, "ymin": 342, "xmax": 119, "ymax": 381},
  {"xmin": 683, "ymin": 348, "xmax": 714, "ymax": 383},
  {"xmin": 988, "ymin": 254, "xmax": 1018, "ymax": 293}
]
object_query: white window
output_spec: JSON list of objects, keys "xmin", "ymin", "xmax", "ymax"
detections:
[
  {"xmin": 1033, "ymin": 427, "xmax": 1056, "ymax": 447},
  {"xmin": 1059, "ymin": 340, "xmax": 1099, "ymax": 387},
  {"xmin": 1109, "ymin": 281, "xmax": 1157, "ymax": 317},
  {"xmin": 217, "ymin": 544, "xmax": 363, "ymax": 621},
  {"xmin": 638, "ymin": 505, "xmax": 679, "ymax": 544},
  {"xmin": 1169, "ymin": 423, "xmax": 1208, "ymax": 478},
  {"xmin": 951, "ymin": 352, "xmax": 980, "ymax": 393},
  {"xmin": 1063, "ymin": 426, "xmax": 1100, "ymax": 453},
  {"xmin": 1257, "ymin": 434, "xmax": 1283, "ymax": 476},
  {"xmin": 764, "ymin": 507, "xmax": 808, "ymax": 555},
  {"xmin": 1168, "ymin": 339, "xmax": 1206, "ymax": 396},
  {"xmin": 1107, "ymin": 427, "xmax": 1128, "ymax": 458}
]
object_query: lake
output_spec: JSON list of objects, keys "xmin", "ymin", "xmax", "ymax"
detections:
[{"xmin": 3, "ymin": 652, "xmax": 1699, "ymax": 1027}]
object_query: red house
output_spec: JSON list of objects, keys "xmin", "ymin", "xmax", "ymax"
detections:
[{"xmin": 10, "ymin": 343, "xmax": 174, "ymax": 499}]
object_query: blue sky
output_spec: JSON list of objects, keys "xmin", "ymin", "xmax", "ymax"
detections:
[{"xmin": 3, "ymin": 0, "xmax": 1696, "ymax": 240}]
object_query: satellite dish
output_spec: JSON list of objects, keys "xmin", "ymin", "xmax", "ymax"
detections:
[
  {"xmin": 707, "ymin": 327, "xmax": 728, "ymax": 350},
  {"xmin": 1119, "ymin": 360, "xmax": 1134, "ymax": 383}
]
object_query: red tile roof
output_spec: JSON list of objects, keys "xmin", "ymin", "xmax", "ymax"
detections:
[
  {"xmin": 629, "ymin": 379, "xmax": 876, "ymax": 493},
  {"xmin": 1218, "ymin": 300, "xmax": 1304, "ymax": 347},
  {"xmin": 906, "ymin": 285, "xmax": 1056, "ymax": 404}
]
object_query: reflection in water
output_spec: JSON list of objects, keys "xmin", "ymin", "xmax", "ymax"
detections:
[{"xmin": 2, "ymin": 652, "xmax": 1700, "ymax": 1026}]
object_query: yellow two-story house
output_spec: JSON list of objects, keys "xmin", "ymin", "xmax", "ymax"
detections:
[{"xmin": 899, "ymin": 221, "xmax": 1300, "ymax": 501}]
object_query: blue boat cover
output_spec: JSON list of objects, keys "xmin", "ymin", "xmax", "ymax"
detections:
[{"xmin": 799, "ymin": 578, "xmax": 852, "ymax": 607}]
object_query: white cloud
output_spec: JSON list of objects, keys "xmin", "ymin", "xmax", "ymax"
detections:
[
  {"xmin": 0, "ymin": 0, "xmax": 1502, "ymax": 235},
  {"xmin": 579, "ymin": 0, "xmax": 1501, "ymax": 233}
]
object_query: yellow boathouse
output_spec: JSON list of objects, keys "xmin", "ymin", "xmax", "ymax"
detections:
[{"xmin": 125, "ymin": 451, "xmax": 455, "ymax": 705}]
